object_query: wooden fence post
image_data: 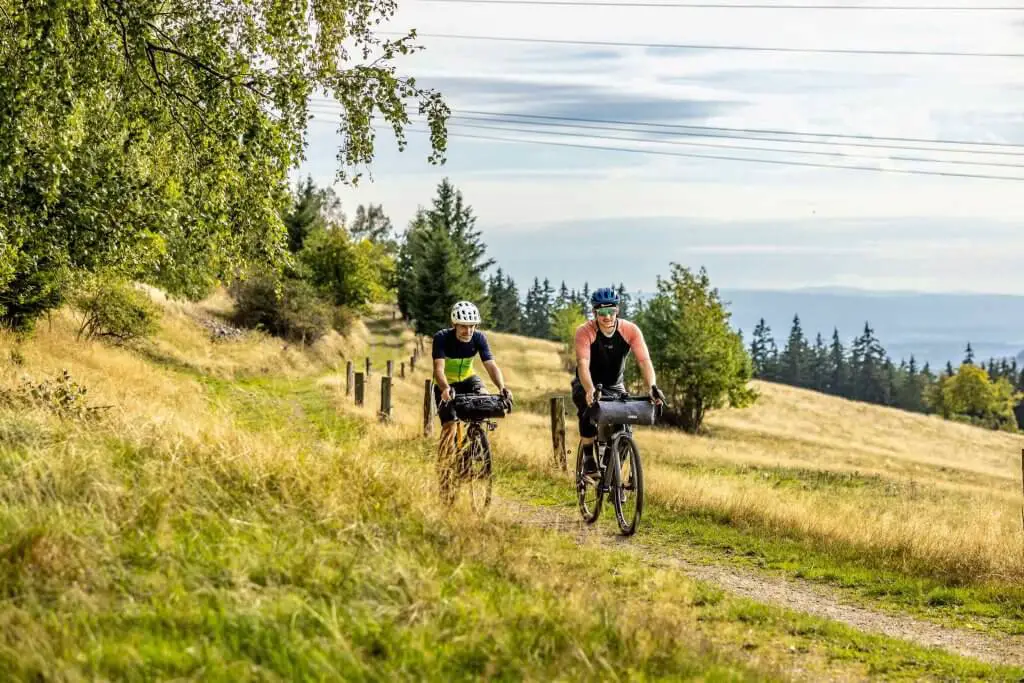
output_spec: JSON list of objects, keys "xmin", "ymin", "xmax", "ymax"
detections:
[
  {"xmin": 380, "ymin": 376, "xmax": 392, "ymax": 423},
  {"xmin": 354, "ymin": 372, "xmax": 365, "ymax": 407},
  {"xmin": 400, "ymin": 362, "xmax": 406, "ymax": 379},
  {"xmin": 423, "ymin": 379, "xmax": 435, "ymax": 437},
  {"xmin": 365, "ymin": 357, "xmax": 371, "ymax": 378},
  {"xmin": 386, "ymin": 360, "xmax": 394, "ymax": 377},
  {"xmin": 410, "ymin": 355, "xmax": 416, "ymax": 372},
  {"xmin": 550, "ymin": 396, "xmax": 567, "ymax": 471},
  {"xmin": 345, "ymin": 360, "xmax": 353, "ymax": 396}
]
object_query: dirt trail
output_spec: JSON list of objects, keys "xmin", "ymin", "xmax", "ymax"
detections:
[
  {"xmin": 494, "ymin": 497, "xmax": 1024, "ymax": 670},
  {"xmin": 361, "ymin": 316, "xmax": 1024, "ymax": 670}
]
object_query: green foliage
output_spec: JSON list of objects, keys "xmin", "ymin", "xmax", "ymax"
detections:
[
  {"xmin": 71, "ymin": 276, "xmax": 162, "ymax": 345},
  {"xmin": 230, "ymin": 274, "xmax": 333, "ymax": 345},
  {"xmin": 298, "ymin": 226, "xmax": 391, "ymax": 310},
  {"xmin": 396, "ymin": 180, "xmax": 492, "ymax": 334},
  {"xmin": 549, "ymin": 300, "xmax": 586, "ymax": 372},
  {"xmin": 0, "ymin": 0, "xmax": 448, "ymax": 331},
  {"xmin": 637, "ymin": 264, "xmax": 757, "ymax": 434},
  {"xmin": 486, "ymin": 268, "xmax": 523, "ymax": 334},
  {"xmin": 285, "ymin": 176, "xmax": 345, "ymax": 254},
  {"xmin": 927, "ymin": 364, "xmax": 1021, "ymax": 432},
  {"xmin": 0, "ymin": 369, "xmax": 96, "ymax": 421}
]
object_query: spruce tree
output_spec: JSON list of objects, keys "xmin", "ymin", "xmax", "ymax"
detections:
[
  {"xmin": 827, "ymin": 328, "xmax": 847, "ymax": 396},
  {"xmin": 780, "ymin": 314, "xmax": 810, "ymax": 387}
]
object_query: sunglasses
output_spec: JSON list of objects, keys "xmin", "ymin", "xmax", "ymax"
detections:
[{"xmin": 594, "ymin": 307, "xmax": 618, "ymax": 317}]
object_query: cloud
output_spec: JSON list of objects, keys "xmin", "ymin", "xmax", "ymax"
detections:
[{"xmin": 298, "ymin": 3, "xmax": 1024, "ymax": 294}]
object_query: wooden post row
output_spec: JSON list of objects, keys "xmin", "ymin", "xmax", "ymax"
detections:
[
  {"xmin": 423, "ymin": 378, "xmax": 434, "ymax": 437},
  {"xmin": 550, "ymin": 396, "xmax": 567, "ymax": 472},
  {"xmin": 380, "ymin": 376, "xmax": 392, "ymax": 423},
  {"xmin": 346, "ymin": 360, "xmax": 353, "ymax": 396},
  {"xmin": 354, "ymin": 372, "xmax": 365, "ymax": 406}
]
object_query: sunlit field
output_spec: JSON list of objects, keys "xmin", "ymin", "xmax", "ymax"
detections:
[{"xmin": 0, "ymin": 291, "xmax": 1021, "ymax": 680}]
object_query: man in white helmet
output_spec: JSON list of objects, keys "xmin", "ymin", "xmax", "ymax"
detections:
[{"xmin": 432, "ymin": 301, "xmax": 513, "ymax": 496}]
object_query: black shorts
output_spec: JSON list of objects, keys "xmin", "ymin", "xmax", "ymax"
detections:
[
  {"xmin": 571, "ymin": 377, "xmax": 626, "ymax": 439},
  {"xmin": 434, "ymin": 375, "xmax": 485, "ymax": 424}
]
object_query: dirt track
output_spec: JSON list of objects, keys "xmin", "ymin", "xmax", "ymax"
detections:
[{"xmin": 496, "ymin": 497, "xmax": 1024, "ymax": 670}]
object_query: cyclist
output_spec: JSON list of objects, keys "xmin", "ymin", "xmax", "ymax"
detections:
[
  {"xmin": 432, "ymin": 300, "xmax": 513, "ymax": 498},
  {"xmin": 571, "ymin": 287, "xmax": 663, "ymax": 480}
]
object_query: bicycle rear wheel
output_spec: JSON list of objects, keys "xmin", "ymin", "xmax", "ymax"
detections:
[
  {"xmin": 465, "ymin": 423, "xmax": 493, "ymax": 513},
  {"xmin": 611, "ymin": 433, "xmax": 644, "ymax": 536},
  {"xmin": 575, "ymin": 440, "xmax": 603, "ymax": 523}
]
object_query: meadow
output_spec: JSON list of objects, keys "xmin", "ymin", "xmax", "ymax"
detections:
[{"xmin": 0, "ymin": 289, "xmax": 1022, "ymax": 681}]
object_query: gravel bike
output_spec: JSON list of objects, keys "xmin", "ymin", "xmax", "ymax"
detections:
[
  {"xmin": 575, "ymin": 383, "xmax": 660, "ymax": 535},
  {"xmin": 438, "ymin": 391, "xmax": 512, "ymax": 513}
]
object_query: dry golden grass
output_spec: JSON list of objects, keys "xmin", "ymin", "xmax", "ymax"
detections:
[
  {"xmin": 388, "ymin": 326, "xmax": 1024, "ymax": 586},
  {"xmin": 3, "ymin": 296, "xmax": 1024, "ymax": 679}
]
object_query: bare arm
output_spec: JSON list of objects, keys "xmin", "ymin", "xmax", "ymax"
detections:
[
  {"xmin": 577, "ymin": 355, "xmax": 596, "ymax": 405},
  {"xmin": 433, "ymin": 358, "xmax": 451, "ymax": 400},
  {"xmin": 637, "ymin": 356, "xmax": 657, "ymax": 391},
  {"xmin": 482, "ymin": 359, "xmax": 505, "ymax": 392}
]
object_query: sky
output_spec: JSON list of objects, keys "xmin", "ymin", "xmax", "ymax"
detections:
[{"xmin": 294, "ymin": 2, "xmax": 1024, "ymax": 295}]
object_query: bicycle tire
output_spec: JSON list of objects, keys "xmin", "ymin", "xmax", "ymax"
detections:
[
  {"xmin": 575, "ymin": 440, "xmax": 603, "ymax": 523},
  {"xmin": 611, "ymin": 433, "xmax": 644, "ymax": 536},
  {"xmin": 465, "ymin": 423, "xmax": 493, "ymax": 513}
]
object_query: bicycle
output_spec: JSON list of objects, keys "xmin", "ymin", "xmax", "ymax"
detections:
[
  {"xmin": 437, "ymin": 390, "xmax": 513, "ymax": 513},
  {"xmin": 575, "ymin": 383, "xmax": 661, "ymax": 536}
]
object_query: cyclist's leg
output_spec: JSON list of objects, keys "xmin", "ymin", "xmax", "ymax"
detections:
[
  {"xmin": 433, "ymin": 383, "xmax": 460, "ymax": 504},
  {"xmin": 571, "ymin": 378, "xmax": 599, "ymax": 476}
]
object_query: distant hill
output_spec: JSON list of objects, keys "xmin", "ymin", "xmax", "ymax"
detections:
[{"xmin": 711, "ymin": 288, "xmax": 1024, "ymax": 369}]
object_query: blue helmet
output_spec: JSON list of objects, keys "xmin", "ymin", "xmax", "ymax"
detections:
[{"xmin": 590, "ymin": 287, "xmax": 620, "ymax": 308}]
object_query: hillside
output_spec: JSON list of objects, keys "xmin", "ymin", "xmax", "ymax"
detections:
[{"xmin": 1, "ymin": 289, "xmax": 1023, "ymax": 681}]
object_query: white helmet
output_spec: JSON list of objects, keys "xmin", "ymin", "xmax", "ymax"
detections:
[{"xmin": 450, "ymin": 300, "xmax": 482, "ymax": 325}]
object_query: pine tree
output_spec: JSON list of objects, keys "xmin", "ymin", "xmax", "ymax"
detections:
[
  {"xmin": 749, "ymin": 318, "xmax": 778, "ymax": 379},
  {"xmin": 963, "ymin": 342, "xmax": 975, "ymax": 365},
  {"xmin": 850, "ymin": 322, "xmax": 887, "ymax": 403},
  {"xmin": 809, "ymin": 332, "xmax": 828, "ymax": 391},
  {"xmin": 827, "ymin": 328, "xmax": 847, "ymax": 396},
  {"xmin": 780, "ymin": 314, "xmax": 810, "ymax": 387}
]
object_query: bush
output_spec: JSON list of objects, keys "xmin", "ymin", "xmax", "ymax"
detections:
[
  {"xmin": 231, "ymin": 274, "xmax": 333, "ymax": 344},
  {"xmin": 72, "ymin": 276, "xmax": 162, "ymax": 345},
  {"xmin": 637, "ymin": 264, "xmax": 757, "ymax": 434}
]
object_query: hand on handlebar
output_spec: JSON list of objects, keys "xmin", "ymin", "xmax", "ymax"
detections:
[
  {"xmin": 500, "ymin": 387, "xmax": 514, "ymax": 404},
  {"xmin": 650, "ymin": 384, "xmax": 665, "ymax": 407},
  {"xmin": 440, "ymin": 385, "xmax": 455, "ymax": 402}
]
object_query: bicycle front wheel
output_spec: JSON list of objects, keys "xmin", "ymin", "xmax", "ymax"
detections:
[
  {"xmin": 465, "ymin": 423, "xmax": 493, "ymax": 514},
  {"xmin": 611, "ymin": 433, "xmax": 644, "ymax": 536},
  {"xmin": 575, "ymin": 440, "xmax": 603, "ymax": 524}
]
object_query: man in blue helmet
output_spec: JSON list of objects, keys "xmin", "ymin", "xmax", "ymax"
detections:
[{"xmin": 571, "ymin": 287, "xmax": 664, "ymax": 479}]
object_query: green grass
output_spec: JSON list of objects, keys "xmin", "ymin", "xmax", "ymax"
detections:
[
  {"xmin": 4, "ymin": 333, "xmax": 1024, "ymax": 682},
  {"xmin": 494, "ymin": 457, "xmax": 1024, "ymax": 638}
]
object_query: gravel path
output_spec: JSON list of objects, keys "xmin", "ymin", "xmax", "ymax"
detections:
[{"xmin": 496, "ymin": 498, "xmax": 1024, "ymax": 669}]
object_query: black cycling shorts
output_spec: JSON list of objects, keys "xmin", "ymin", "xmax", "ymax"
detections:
[
  {"xmin": 433, "ymin": 375, "xmax": 486, "ymax": 424},
  {"xmin": 571, "ymin": 377, "xmax": 626, "ymax": 439}
]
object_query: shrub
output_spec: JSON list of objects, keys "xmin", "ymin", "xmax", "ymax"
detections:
[
  {"xmin": 72, "ymin": 276, "xmax": 162, "ymax": 345},
  {"xmin": 231, "ymin": 274, "xmax": 333, "ymax": 344},
  {"xmin": 0, "ymin": 369, "xmax": 97, "ymax": 421}
]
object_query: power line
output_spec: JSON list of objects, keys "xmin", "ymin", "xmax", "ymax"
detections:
[
  {"xmin": 309, "ymin": 117, "xmax": 1024, "ymax": 181},
  {"xmin": 445, "ymin": 112, "xmax": 1024, "ymax": 157},
  {"xmin": 307, "ymin": 99, "xmax": 1024, "ymax": 154},
  {"xmin": 412, "ymin": 0, "xmax": 1024, "ymax": 9},
  {"xmin": 307, "ymin": 105, "xmax": 1024, "ymax": 166},
  {"xmin": 380, "ymin": 31, "xmax": 1024, "ymax": 58},
  {"xmin": 377, "ymin": 116, "xmax": 1024, "ymax": 169}
]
